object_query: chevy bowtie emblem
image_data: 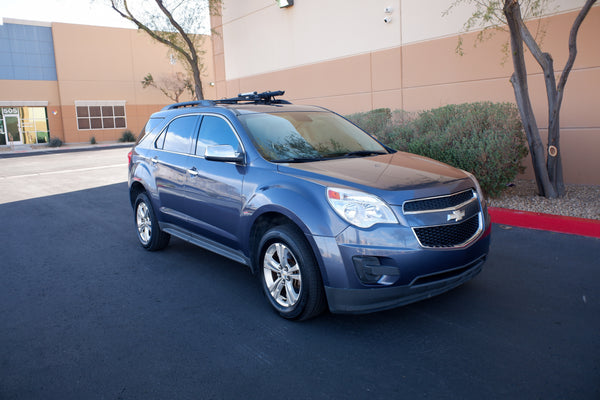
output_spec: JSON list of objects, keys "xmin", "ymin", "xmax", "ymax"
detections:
[{"xmin": 447, "ymin": 209, "xmax": 466, "ymax": 222}]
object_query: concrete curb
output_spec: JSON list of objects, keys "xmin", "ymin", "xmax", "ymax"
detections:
[
  {"xmin": 489, "ymin": 207, "xmax": 600, "ymax": 239},
  {"xmin": 0, "ymin": 143, "xmax": 133, "ymax": 158}
]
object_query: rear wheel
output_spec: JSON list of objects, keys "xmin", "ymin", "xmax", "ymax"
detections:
[
  {"xmin": 134, "ymin": 192, "xmax": 170, "ymax": 251},
  {"xmin": 258, "ymin": 225, "xmax": 326, "ymax": 320}
]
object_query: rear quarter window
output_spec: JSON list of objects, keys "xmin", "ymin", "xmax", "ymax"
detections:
[{"xmin": 137, "ymin": 117, "xmax": 164, "ymax": 145}]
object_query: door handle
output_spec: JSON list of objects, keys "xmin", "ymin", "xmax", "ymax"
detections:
[
  {"xmin": 187, "ymin": 167, "xmax": 199, "ymax": 177},
  {"xmin": 151, "ymin": 156, "xmax": 159, "ymax": 165}
]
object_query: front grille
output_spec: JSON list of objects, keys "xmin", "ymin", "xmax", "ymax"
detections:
[
  {"xmin": 403, "ymin": 189, "xmax": 475, "ymax": 213},
  {"xmin": 414, "ymin": 214, "xmax": 480, "ymax": 248}
]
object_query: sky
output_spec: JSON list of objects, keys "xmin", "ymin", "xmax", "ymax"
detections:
[{"xmin": 0, "ymin": 0, "xmax": 139, "ymax": 29}]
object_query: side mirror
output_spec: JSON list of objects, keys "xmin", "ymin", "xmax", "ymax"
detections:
[{"xmin": 204, "ymin": 145, "xmax": 244, "ymax": 163}]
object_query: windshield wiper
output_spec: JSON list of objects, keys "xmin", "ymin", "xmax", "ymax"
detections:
[
  {"xmin": 327, "ymin": 150, "xmax": 388, "ymax": 159},
  {"xmin": 273, "ymin": 151, "xmax": 387, "ymax": 163},
  {"xmin": 272, "ymin": 157, "xmax": 327, "ymax": 163}
]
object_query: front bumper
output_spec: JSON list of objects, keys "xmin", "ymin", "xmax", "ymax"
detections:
[
  {"xmin": 324, "ymin": 254, "xmax": 485, "ymax": 314},
  {"xmin": 310, "ymin": 211, "xmax": 491, "ymax": 314}
]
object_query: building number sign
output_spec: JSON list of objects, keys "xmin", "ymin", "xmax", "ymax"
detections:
[{"xmin": 2, "ymin": 107, "xmax": 19, "ymax": 115}]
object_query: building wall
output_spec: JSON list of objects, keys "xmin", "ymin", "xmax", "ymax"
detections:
[
  {"xmin": 0, "ymin": 19, "xmax": 216, "ymax": 145},
  {"xmin": 51, "ymin": 22, "xmax": 216, "ymax": 144},
  {"xmin": 0, "ymin": 19, "xmax": 57, "ymax": 81},
  {"xmin": 0, "ymin": 80, "xmax": 63, "ymax": 139},
  {"xmin": 212, "ymin": 1, "xmax": 600, "ymax": 185}
]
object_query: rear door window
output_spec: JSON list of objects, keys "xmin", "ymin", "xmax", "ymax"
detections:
[{"xmin": 156, "ymin": 115, "xmax": 200, "ymax": 154}]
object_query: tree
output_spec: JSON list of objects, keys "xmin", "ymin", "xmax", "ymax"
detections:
[
  {"xmin": 141, "ymin": 72, "xmax": 193, "ymax": 102},
  {"xmin": 446, "ymin": 0, "xmax": 597, "ymax": 198},
  {"xmin": 107, "ymin": 0, "xmax": 222, "ymax": 100}
]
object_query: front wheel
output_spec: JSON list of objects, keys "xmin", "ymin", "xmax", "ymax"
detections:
[
  {"xmin": 258, "ymin": 225, "xmax": 326, "ymax": 320},
  {"xmin": 134, "ymin": 192, "xmax": 170, "ymax": 251}
]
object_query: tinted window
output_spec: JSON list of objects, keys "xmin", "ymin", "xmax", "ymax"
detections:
[
  {"xmin": 196, "ymin": 115, "xmax": 240, "ymax": 156},
  {"xmin": 238, "ymin": 111, "xmax": 387, "ymax": 161},
  {"xmin": 160, "ymin": 115, "xmax": 199, "ymax": 154},
  {"xmin": 137, "ymin": 117, "xmax": 164, "ymax": 144}
]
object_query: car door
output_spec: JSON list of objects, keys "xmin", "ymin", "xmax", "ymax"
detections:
[
  {"xmin": 184, "ymin": 114, "xmax": 245, "ymax": 249},
  {"xmin": 153, "ymin": 114, "xmax": 200, "ymax": 225}
]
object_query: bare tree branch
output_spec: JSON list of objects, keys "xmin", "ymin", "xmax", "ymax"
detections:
[{"xmin": 107, "ymin": 0, "xmax": 222, "ymax": 100}]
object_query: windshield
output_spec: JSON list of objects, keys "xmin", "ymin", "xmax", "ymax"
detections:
[{"xmin": 238, "ymin": 111, "xmax": 388, "ymax": 162}]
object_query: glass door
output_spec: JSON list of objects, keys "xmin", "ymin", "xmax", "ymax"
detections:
[{"xmin": 3, "ymin": 114, "xmax": 23, "ymax": 145}]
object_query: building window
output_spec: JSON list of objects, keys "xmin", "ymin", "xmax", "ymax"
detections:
[{"xmin": 75, "ymin": 101, "xmax": 126, "ymax": 130}]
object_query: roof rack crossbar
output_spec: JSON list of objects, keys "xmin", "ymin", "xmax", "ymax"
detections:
[{"xmin": 216, "ymin": 90, "xmax": 290, "ymax": 105}]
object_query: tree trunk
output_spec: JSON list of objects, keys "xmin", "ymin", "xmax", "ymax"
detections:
[
  {"xmin": 548, "ymin": 0, "xmax": 596, "ymax": 195},
  {"xmin": 191, "ymin": 63, "xmax": 204, "ymax": 100},
  {"xmin": 509, "ymin": 0, "xmax": 596, "ymax": 197},
  {"xmin": 503, "ymin": 0, "xmax": 557, "ymax": 198},
  {"xmin": 518, "ymin": 16, "xmax": 566, "ymax": 197}
]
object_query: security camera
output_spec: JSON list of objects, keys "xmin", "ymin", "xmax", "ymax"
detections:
[{"xmin": 384, "ymin": 16, "xmax": 392, "ymax": 23}]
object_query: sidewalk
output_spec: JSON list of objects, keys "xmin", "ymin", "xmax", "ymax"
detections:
[{"xmin": 0, "ymin": 142, "xmax": 133, "ymax": 158}]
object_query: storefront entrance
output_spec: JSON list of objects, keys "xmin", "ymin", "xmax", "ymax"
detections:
[
  {"xmin": 0, "ymin": 106, "xmax": 49, "ymax": 146},
  {"xmin": 3, "ymin": 112, "xmax": 23, "ymax": 145}
]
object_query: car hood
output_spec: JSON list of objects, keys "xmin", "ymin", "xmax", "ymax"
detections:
[{"xmin": 277, "ymin": 152, "xmax": 474, "ymax": 204}]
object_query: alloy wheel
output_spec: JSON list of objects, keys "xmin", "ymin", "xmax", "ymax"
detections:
[
  {"xmin": 136, "ymin": 201, "xmax": 152, "ymax": 244},
  {"xmin": 262, "ymin": 242, "xmax": 302, "ymax": 307}
]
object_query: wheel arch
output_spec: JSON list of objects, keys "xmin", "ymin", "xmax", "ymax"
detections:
[
  {"xmin": 129, "ymin": 180, "xmax": 146, "ymax": 207},
  {"xmin": 128, "ymin": 157, "xmax": 159, "ymax": 208},
  {"xmin": 247, "ymin": 209, "xmax": 332, "ymax": 289},
  {"xmin": 248, "ymin": 211, "xmax": 300, "ymax": 274},
  {"xmin": 243, "ymin": 182, "xmax": 344, "ymax": 280}
]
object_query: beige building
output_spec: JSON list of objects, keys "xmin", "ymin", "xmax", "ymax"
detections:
[
  {"xmin": 210, "ymin": 0, "xmax": 600, "ymax": 185},
  {"xmin": 0, "ymin": 18, "xmax": 215, "ymax": 146}
]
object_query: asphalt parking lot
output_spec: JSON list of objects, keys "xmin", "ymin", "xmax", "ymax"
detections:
[{"xmin": 1, "ymin": 148, "xmax": 599, "ymax": 399}]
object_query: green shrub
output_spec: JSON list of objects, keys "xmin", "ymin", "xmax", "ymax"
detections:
[
  {"xmin": 118, "ymin": 130, "xmax": 136, "ymax": 142},
  {"xmin": 90, "ymin": 136, "xmax": 97, "ymax": 145},
  {"xmin": 348, "ymin": 102, "xmax": 528, "ymax": 197},
  {"xmin": 48, "ymin": 137, "xmax": 63, "ymax": 148},
  {"xmin": 346, "ymin": 108, "xmax": 393, "ymax": 143}
]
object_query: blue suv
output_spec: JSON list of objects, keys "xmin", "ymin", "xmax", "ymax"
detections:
[{"xmin": 128, "ymin": 91, "xmax": 491, "ymax": 320}]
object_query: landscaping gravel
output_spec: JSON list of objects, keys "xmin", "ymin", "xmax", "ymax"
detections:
[{"xmin": 488, "ymin": 179, "xmax": 600, "ymax": 220}]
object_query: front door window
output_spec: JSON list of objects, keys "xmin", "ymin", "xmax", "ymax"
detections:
[{"xmin": 4, "ymin": 115, "xmax": 22, "ymax": 145}]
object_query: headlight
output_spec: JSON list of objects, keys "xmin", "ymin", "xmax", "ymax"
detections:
[
  {"xmin": 462, "ymin": 170, "xmax": 486, "ymax": 205},
  {"xmin": 327, "ymin": 187, "xmax": 398, "ymax": 228}
]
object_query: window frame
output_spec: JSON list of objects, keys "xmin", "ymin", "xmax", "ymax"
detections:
[{"xmin": 75, "ymin": 100, "xmax": 127, "ymax": 131}]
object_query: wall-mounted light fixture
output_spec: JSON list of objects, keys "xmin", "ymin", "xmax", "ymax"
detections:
[{"xmin": 277, "ymin": 0, "xmax": 294, "ymax": 8}]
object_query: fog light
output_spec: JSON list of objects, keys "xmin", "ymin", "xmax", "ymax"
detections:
[{"xmin": 352, "ymin": 256, "xmax": 400, "ymax": 285}]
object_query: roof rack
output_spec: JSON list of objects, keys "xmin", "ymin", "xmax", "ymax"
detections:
[
  {"xmin": 217, "ymin": 90, "xmax": 291, "ymax": 105},
  {"xmin": 161, "ymin": 90, "xmax": 290, "ymax": 111},
  {"xmin": 161, "ymin": 100, "xmax": 216, "ymax": 110}
]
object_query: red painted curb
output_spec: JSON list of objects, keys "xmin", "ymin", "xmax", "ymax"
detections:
[{"xmin": 488, "ymin": 207, "xmax": 600, "ymax": 238}]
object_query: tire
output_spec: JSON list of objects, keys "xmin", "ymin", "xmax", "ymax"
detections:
[
  {"xmin": 134, "ymin": 192, "xmax": 170, "ymax": 251},
  {"xmin": 257, "ymin": 225, "xmax": 326, "ymax": 320}
]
